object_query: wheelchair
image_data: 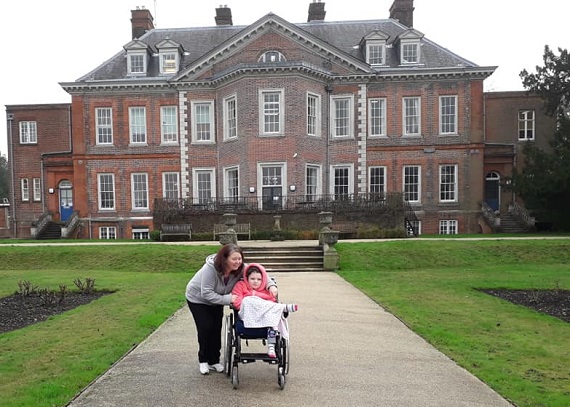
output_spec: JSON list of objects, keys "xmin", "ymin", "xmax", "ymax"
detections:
[{"xmin": 223, "ymin": 309, "xmax": 290, "ymax": 389}]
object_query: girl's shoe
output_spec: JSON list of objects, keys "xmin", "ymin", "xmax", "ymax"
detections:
[{"xmin": 267, "ymin": 344, "xmax": 276, "ymax": 358}]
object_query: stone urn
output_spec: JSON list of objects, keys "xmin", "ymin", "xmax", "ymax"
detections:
[{"xmin": 319, "ymin": 211, "xmax": 333, "ymax": 231}]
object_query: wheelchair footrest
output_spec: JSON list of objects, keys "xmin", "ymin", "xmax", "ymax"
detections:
[{"xmin": 238, "ymin": 352, "xmax": 280, "ymax": 364}]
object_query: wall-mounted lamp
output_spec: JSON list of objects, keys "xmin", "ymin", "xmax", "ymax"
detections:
[
  {"xmin": 48, "ymin": 188, "xmax": 55, "ymax": 194},
  {"xmin": 289, "ymin": 185, "xmax": 296, "ymax": 192},
  {"xmin": 249, "ymin": 187, "xmax": 256, "ymax": 193}
]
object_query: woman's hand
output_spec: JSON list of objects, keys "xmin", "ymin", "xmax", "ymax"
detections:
[
  {"xmin": 231, "ymin": 294, "xmax": 238, "ymax": 305},
  {"xmin": 269, "ymin": 286, "xmax": 278, "ymax": 299}
]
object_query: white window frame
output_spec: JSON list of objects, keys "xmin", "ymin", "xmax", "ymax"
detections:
[
  {"xmin": 331, "ymin": 95, "xmax": 354, "ymax": 138},
  {"xmin": 439, "ymin": 220, "xmax": 458, "ymax": 235},
  {"xmin": 403, "ymin": 165, "xmax": 421, "ymax": 203},
  {"xmin": 192, "ymin": 168, "xmax": 216, "ymax": 204},
  {"xmin": 440, "ymin": 96, "xmax": 458, "ymax": 135},
  {"xmin": 369, "ymin": 166, "xmax": 386, "ymax": 196},
  {"xmin": 191, "ymin": 101, "xmax": 215, "ymax": 143},
  {"xmin": 224, "ymin": 166, "xmax": 239, "ymax": 201},
  {"xmin": 19, "ymin": 121, "xmax": 37, "ymax": 144},
  {"xmin": 96, "ymin": 107, "xmax": 113, "ymax": 145},
  {"xmin": 307, "ymin": 93, "xmax": 321, "ymax": 137},
  {"xmin": 129, "ymin": 107, "xmax": 147, "ymax": 144},
  {"xmin": 518, "ymin": 110, "xmax": 535, "ymax": 140},
  {"xmin": 258, "ymin": 51, "xmax": 286, "ymax": 63},
  {"xmin": 127, "ymin": 52, "xmax": 147, "ymax": 75},
  {"xmin": 439, "ymin": 165, "xmax": 458, "ymax": 203},
  {"xmin": 330, "ymin": 164, "xmax": 354, "ymax": 199},
  {"xmin": 369, "ymin": 98, "xmax": 387, "ymax": 137},
  {"xmin": 367, "ymin": 43, "xmax": 385, "ymax": 65},
  {"xmin": 99, "ymin": 226, "xmax": 117, "ymax": 239},
  {"xmin": 305, "ymin": 164, "xmax": 322, "ymax": 202},
  {"xmin": 33, "ymin": 178, "xmax": 41, "ymax": 202},
  {"xmin": 98, "ymin": 173, "xmax": 115, "ymax": 211},
  {"xmin": 403, "ymin": 97, "xmax": 421, "ymax": 136},
  {"xmin": 131, "ymin": 173, "xmax": 149, "ymax": 210},
  {"xmin": 162, "ymin": 172, "xmax": 180, "ymax": 201},
  {"xmin": 21, "ymin": 178, "xmax": 29, "ymax": 201},
  {"xmin": 223, "ymin": 96, "xmax": 237, "ymax": 140},
  {"xmin": 259, "ymin": 90, "xmax": 284, "ymax": 136},
  {"xmin": 401, "ymin": 42, "xmax": 420, "ymax": 64},
  {"xmin": 159, "ymin": 51, "xmax": 178, "ymax": 74},
  {"xmin": 160, "ymin": 106, "xmax": 178, "ymax": 144},
  {"xmin": 132, "ymin": 228, "xmax": 150, "ymax": 240}
]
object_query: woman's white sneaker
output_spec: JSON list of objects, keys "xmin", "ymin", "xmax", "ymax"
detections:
[
  {"xmin": 199, "ymin": 363, "xmax": 209, "ymax": 375},
  {"xmin": 209, "ymin": 363, "xmax": 224, "ymax": 373}
]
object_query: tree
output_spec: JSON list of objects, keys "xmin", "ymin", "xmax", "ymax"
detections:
[
  {"xmin": 0, "ymin": 154, "xmax": 9, "ymax": 201},
  {"xmin": 511, "ymin": 46, "xmax": 570, "ymax": 230}
]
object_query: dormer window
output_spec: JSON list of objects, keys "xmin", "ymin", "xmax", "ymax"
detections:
[
  {"xmin": 124, "ymin": 39, "xmax": 151, "ymax": 76},
  {"xmin": 259, "ymin": 51, "xmax": 286, "ymax": 63},
  {"xmin": 360, "ymin": 30, "xmax": 389, "ymax": 67},
  {"xmin": 396, "ymin": 29, "xmax": 424, "ymax": 65},
  {"xmin": 155, "ymin": 38, "xmax": 184, "ymax": 75}
]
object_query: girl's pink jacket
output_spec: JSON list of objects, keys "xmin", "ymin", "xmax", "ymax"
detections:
[{"xmin": 232, "ymin": 263, "xmax": 276, "ymax": 310}]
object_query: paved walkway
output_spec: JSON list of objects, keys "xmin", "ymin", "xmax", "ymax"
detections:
[{"xmin": 67, "ymin": 268, "xmax": 513, "ymax": 407}]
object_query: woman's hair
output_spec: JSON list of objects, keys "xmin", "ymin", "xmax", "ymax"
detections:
[{"xmin": 213, "ymin": 244, "xmax": 245, "ymax": 274}]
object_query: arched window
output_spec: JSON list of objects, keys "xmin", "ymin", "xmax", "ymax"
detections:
[{"xmin": 258, "ymin": 51, "xmax": 286, "ymax": 63}]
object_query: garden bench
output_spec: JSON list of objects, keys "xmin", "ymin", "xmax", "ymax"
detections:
[
  {"xmin": 213, "ymin": 223, "xmax": 251, "ymax": 240},
  {"xmin": 160, "ymin": 224, "xmax": 192, "ymax": 241},
  {"xmin": 331, "ymin": 221, "xmax": 359, "ymax": 237}
]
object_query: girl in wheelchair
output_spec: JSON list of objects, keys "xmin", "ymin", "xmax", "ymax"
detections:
[{"xmin": 232, "ymin": 263, "xmax": 298, "ymax": 358}]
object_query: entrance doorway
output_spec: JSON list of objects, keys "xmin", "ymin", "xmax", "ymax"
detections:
[
  {"xmin": 484, "ymin": 172, "xmax": 500, "ymax": 211},
  {"xmin": 59, "ymin": 180, "xmax": 73, "ymax": 221}
]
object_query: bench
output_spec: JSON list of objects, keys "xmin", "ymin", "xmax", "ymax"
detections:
[
  {"xmin": 331, "ymin": 221, "xmax": 359, "ymax": 238},
  {"xmin": 213, "ymin": 223, "xmax": 251, "ymax": 240},
  {"xmin": 160, "ymin": 224, "xmax": 192, "ymax": 241}
]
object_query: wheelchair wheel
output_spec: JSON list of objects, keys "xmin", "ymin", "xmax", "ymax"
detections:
[
  {"xmin": 277, "ymin": 366, "xmax": 286, "ymax": 390},
  {"xmin": 223, "ymin": 313, "xmax": 234, "ymax": 377},
  {"xmin": 232, "ymin": 364, "xmax": 239, "ymax": 389},
  {"xmin": 279, "ymin": 336, "xmax": 290, "ymax": 375}
]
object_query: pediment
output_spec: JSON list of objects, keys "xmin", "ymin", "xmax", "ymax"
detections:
[
  {"xmin": 362, "ymin": 30, "xmax": 391, "ymax": 43},
  {"xmin": 155, "ymin": 38, "xmax": 184, "ymax": 52},
  {"xmin": 123, "ymin": 39, "xmax": 151, "ymax": 52},
  {"xmin": 396, "ymin": 28, "xmax": 424, "ymax": 42}
]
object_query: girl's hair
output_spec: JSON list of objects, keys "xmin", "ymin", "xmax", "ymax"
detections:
[
  {"xmin": 246, "ymin": 266, "xmax": 262, "ymax": 278},
  {"xmin": 213, "ymin": 243, "xmax": 245, "ymax": 275}
]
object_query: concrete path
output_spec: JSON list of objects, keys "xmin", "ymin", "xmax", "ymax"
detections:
[{"xmin": 67, "ymin": 271, "xmax": 513, "ymax": 407}]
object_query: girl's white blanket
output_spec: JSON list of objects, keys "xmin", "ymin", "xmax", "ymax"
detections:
[{"xmin": 238, "ymin": 296, "xmax": 289, "ymax": 339}]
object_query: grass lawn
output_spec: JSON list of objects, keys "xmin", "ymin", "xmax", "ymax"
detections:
[
  {"xmin": 0, "ymin": 239, "xmax": 568, "ymax": 407},
  {"xmin": 336, "ymin": 239, "xmax": 570, "ymax": 407}
]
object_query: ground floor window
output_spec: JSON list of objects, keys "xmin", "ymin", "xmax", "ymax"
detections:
[
  {"xmin": 439, "ymin": 220, "xmax": 457, "ymax": 235},
  {"xmin": 99, "ymin": 226, "xmax": 117, "ymax": 239},
  {"xmin": 132, "ymin": 228, "xmax": 149, "ymax": 239}
]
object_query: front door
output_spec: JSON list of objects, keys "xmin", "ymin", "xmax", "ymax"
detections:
[
  {"xmin": 59, "ymin": 180, "xmax": 73, "ymax": 221},
  {"xmin": 261, "ymin": 166, "xmax": 283, "ymax": 210},
  {"xmin": 484, "ymin": 172, "xmax": 500, "ymax": 211}
]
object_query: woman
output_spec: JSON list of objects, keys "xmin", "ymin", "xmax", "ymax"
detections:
[{"xmin": 185, "ymin": 244, "xmax": 277, "ymax": 375}]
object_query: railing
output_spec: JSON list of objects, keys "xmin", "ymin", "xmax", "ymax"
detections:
[
  {"xmin": 30, "ymin": 211, "xmax": 53, "ymax": 239},
  {"xmin": 61, "ymin": 211, "xmax": 80, "ymax": 238},
  {"xmin": 508, "ymin": 202, "xmax": 535, "ymax": 228},
  {"xmin": 481, "ymin": 202, "xmax": 500, "ymax": 232}
]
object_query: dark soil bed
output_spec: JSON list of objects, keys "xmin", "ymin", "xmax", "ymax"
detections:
[{"xmin": 0, "ymin": 291, "xmax": 112, "ymax": 334}]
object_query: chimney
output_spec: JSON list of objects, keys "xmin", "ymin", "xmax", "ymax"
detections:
[
  {"xmin": 308, "ymin": 0, "xmax": 326, "ymax": 22},
  {"xmin": 131, "ymin": 7, "xmax": 154, "ymax": 39},
  {"xmin": 215, "ymin": 5, "xmax": 233, "ymax": 26},
  {"xmin": 389, "ymin": 0, "xmax": 414, "ymax": 27}
]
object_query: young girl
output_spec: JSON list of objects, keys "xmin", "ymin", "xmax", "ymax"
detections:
[{"xmin": 232, "ymin": 263, "xmax": 298, "ymax": 358}]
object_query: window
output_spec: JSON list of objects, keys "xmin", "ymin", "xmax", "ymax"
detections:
[
  {"xmin": 96, "ymin": 108, "xmax": 113, "ymax": 145},
  {"xmin": 224, "ymin": 96, "xmax": 237, "ymax": 140},
  {"xmin": 369, "ymin": 166, "xmax": 386, "ymax": 196},
  {"xmin": 192, "ymin": 101, "xmax": 214, "ymax": 142},
  {"xmin": 331, "ymin": 165, "xmax": 354, "ymax": 199},
  {"xmin": 131, "ymin": 173, "xmax": 148, "ymax": 210},
  {"xmin": 518, "ymin": 110, "xmax": 535, "ymax": 140},
  {"xmin": 439, "ymin": 220, "xmax": 458, "ymax": 235},
  {"xmin": 407, "ymin": 220, "xmax": 421, "ymax": 236},
  {"xmin": 19, "ymin": 121, "xmax": 37, "ymax": 144},
  {"xmin": 332, "ymin": 96, "xmax": 354, "ymax": 138},
  {"xmin": 161, "ymin": 106, "xmax": 178, "ymax": 143},
  {"xmin": 440, "ymin": 96, "xmax": 457, "ymax": 135},
  {"xmin": 98, "ymin": 174, "xmax": 115, "ymax": 210},
  {"xmin": 258, "ymin": 51, "xmax": 286, "ymax": 63},
  {"xmin": 160, "ymin": 52, "xmax": 178, "ymax": 74},
  {"xmin": 367, "ymin": 44, "xmax": 385, "ymax": 65},
  {"xmin": 129, "ymin": 107, "xmax": 147, "ymax": 144},
  {"xmin": 132, "ymin": 228, "xmax": 150, "ymax": 239},
  {"xmin": 306, "ymin": 165, "xmax": 321, "ymax": 201},
  {"xmin": 401, "ymin": 43, "xmax": 419, "ymax": 64},
  {"xmin": 128, "ymin": 53, "xmax": 146, "ymax": 75},
  {"xmin": 21, "ymin": 179, "xmax": 29, "ymax": 201},
  {"xmin": 225, "ymin": 167, "xmax": 239, "ymax": 202},
  {"xmin": 260, "ymin": 90, "xmax": 283, "ymax": 135},
  {"xmin": 163, "ymin": 172, "xmax": 180, "ymax": 201},
  {"xmin": 307, "ymin": 93, "xmax": 321, "ymax": 137},
  {"xmin": 369, "ymin": 98, "xmax": 386, "ymax": 137},
  {"xmin": 403, "ymin": 165, "xmax": 421, "ymax": 203},
  {"xmin": 33, "ymin": 178, "xmax": 41, "ymax": 202},
  {"xmin": 403, "ymin": 97, "xmax": 421, "ymax": 136},
  {"xmin": 440, "ymin": 165, "xmax": 457, "ymax": 202},
  {"xmin": 193, "ymin": 169, "xmax": 215, "ymax": 204},
  {"xmin": 99, "ymin": 226, "xmax": 117, "ymax": 239}
]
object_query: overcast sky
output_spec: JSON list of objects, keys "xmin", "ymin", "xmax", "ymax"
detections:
[{"xmin": 1, "ymin": 0, "xmax": 567, "ymax": 156}]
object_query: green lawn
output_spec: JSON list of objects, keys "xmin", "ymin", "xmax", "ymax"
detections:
[{"xmin": 0, "ymin": 239, "xmax": 568, "ymax": 407}]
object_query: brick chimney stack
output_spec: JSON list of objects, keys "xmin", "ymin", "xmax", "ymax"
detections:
[
  {"xmin": 215, "ymin": 5, "xmax": 233, "ymax": 26},
  {"xmin": 308, "ymin": 0, "xmax": 326, "ymax": 22},
  {"xmin": 131, "ymin": 7, "xmax": 154, "ymax": 39},
  {"xmin": 389, "ymin": 0, "xmax": 414, "ymax": 27}
]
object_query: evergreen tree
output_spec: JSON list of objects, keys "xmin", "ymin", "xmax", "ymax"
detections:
[{"xmin": 0, "ymin": 154, "xmax": 9, "ymax": 201}]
